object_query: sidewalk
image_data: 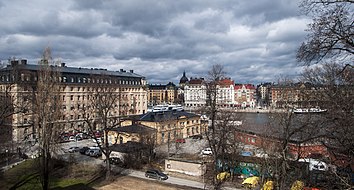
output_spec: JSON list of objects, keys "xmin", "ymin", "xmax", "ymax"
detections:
[{"xmin": 0, "ymin": 158, "xmax": 25, "ymax": 172}]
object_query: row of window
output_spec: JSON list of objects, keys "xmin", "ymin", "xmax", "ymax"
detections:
[
  {"xmin": 0, "ymin": 73, "xmax": 143, "ymax": 86},
  {"xmin": 160, "ymin": 120, "xmax": 200, "ymax": 130},
  {"xmin": 160, "ymin": 126, "xmax": 200, "ymax": 142}
]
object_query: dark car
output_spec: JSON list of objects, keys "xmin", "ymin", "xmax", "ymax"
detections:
[
  {"xmin": 104, "ymin": 157, "xmax": 123, "ymax": 165},
  {"xmin": 79, "ymin": 147, "xmax": 90, "ymax": 154},
  {"xmin": 145, "ymin": 169, "xmax": 168, "ymax": 180},
  {"xmin": 175, "ymin": 138, "xmax": 186, "ymax": 143},
  {"xmin": 191, "ymin": 135, "xmax": 203, "ymax": 140}
]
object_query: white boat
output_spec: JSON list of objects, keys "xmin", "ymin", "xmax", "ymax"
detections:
[
  {"xmin": 293, "ymin": 108, "xmax": 327, "ymax": 114},
  {"xmin": 149, "ymin": 104, "xmax": 184, "ymax": 112}
]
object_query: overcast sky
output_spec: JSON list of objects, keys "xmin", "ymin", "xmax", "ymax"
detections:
[{"xmin": 0, "ymin": 0, "xmax": 311, "ymax": 84}]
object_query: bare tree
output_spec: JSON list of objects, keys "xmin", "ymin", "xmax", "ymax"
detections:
[
  {"xmin": 267, "ymin": 111, "xmax": 322, "ymax": 189},
  {"xmin": 32, "ymin": 47, "xmax": 63, "ymax": 190},
  {"xmin": 300, "ymin": 62, "xmax": 353, "ymax": 189},
  {"xmin": 202, "ymin": 64, "xmax": 244, "ymax": 189},
  {"xmin": 297, "ymin": 0, "xmax": 354, "ymax": 65},
  {"xmin": 82, "ymin": 81, "xmax": 122, "ymax": 179},
  {"xmin": 297, "ymin": 2, "xmax": 353, "ymax": 188}
]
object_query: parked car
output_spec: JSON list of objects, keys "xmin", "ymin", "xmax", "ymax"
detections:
[
  {"xmin": 191, "ymin": 134, "xmax": 203, "ymax": 139},
  {"xmin": 240, "ymin": 151, "xmax": 253, "ymax": 157},
  {"xmin": 85, "ymin": 149, "xmax": 92, "ymax": 156},
  {"xmin": 89, "ymin": 149, "xmax": 102, "ymax": 157},
  {"xmin": 104, "ymin": 157, "xmax": 123, "ymax": 165},
  {"xmin": 75, "ymin": 135, "xmax": 82, "ymax": 141},
  {"xmin": 84, "ymin": 146, "xmax": 100, "ymax": 156},
  {"xmin": 68, "ymin": 146, "xmax": 80, "ymax": 153},
  {"xmin": 145, "ymin": 169, "xmax": 168, "ymax": 180},
  {"xmin": 201, "ymin": 148, "xmax": 213, "ymax": 155},
  {"xmin": 79, "ymin": 147, "xmax": 89, "ymax": 154},
  {"xmin": 92, "ymin": 138, "xmax": 102, "ymax": 144},
  {"xmin": 69, "ymin": 136, "xmax": 76, "ymax": 142},
  {"xmin": 175, "ymin": 138, "xmax": 186, "ymax": 143}
]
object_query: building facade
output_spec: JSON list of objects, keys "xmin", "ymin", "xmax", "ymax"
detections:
[
  {"xmin": 256, "ymin": 83, "xmax": 272, "ymax": 107},
  {"xmin": 234, "ymin": 84, "xmax": 256, "ymax": 108},
  {"xmin": 0, "ymin": 59, "xmax": 148, "ymax": 144},
  {"xmin": 184, "ymin": 77, "xmax": 256, "ymax": 108},
  {"xmin": 270, "ymin": 82, "xmax": 318, "ymax": 108},
  {"xmin": 217, "ymin": 78, "xmax": 235, "ymax": 107},
  {"xmin": 122, "ymin": 110, "xmax": 205, "ymax": 144},
  {"xmin": 184, "ymin": 78, "xmax": 207, "ymax": 107},
  {"xmin": 148, "ymin": 82, "xmax": 178, "ymax": 105}
]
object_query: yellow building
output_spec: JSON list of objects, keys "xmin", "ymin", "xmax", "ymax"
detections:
[
  {"xmin": 122, "ymin": 110, "xmax": 206, "ymax": 144},
  {"xmin": 148, "ymin": 82, "xmax": 178, "ymax": 105},
  {"xmin": 106, "ymin": 124, "xmax": 156, "ymax": 145},
  {"xmin": 0, "ymin": 59, "xmax": 148, "ymax": 144}
]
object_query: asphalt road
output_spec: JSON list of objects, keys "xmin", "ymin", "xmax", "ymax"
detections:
[{"xmin": 117, "ymin": 167, "xmax": 241, "ymax": 190}]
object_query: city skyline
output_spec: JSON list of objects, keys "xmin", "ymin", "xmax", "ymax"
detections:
[{"xmin": 0, "ymin": 0, "xmax": 310, "ymax": 84}]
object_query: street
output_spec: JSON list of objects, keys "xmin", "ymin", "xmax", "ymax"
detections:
[{"xmin": 115, "ymin": 167, "xmax": 241, "ymax": 190}]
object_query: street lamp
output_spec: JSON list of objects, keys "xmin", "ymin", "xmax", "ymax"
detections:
[{"xmin": 5, "ymin": 149, "xmax": 9, "ymax": 167}]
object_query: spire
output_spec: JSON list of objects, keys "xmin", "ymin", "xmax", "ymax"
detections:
[{"xmin": 179, "ymin": 70, "xmax": 189, "ymax": 84}]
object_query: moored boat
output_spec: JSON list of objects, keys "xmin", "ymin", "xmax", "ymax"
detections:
[{"xmin": 293, "ymin": 108, "xmax": 327, "ymax": 114}]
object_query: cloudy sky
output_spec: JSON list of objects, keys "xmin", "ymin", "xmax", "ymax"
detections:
[{"xmin": 0, "ymin": 0, "xmax": 311, "ymax": 84}]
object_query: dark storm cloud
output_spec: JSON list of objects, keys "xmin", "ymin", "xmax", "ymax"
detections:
[{"xmin": 0, "ymin": 0, "xmax": 309, "ymax": 84}]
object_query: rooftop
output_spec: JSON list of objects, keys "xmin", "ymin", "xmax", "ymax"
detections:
[
  {"xmin": 1, "ymin": 62, "xmax": 144, "ymax": 79},
  {"xmin": 131, "ymin": 110, "xmax": 200, "ymax": 122},
  {"xmin": 109, "ymin": 124, "xmax": 156, "ymax": 134}
]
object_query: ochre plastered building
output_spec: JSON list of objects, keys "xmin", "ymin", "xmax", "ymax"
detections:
[
  {"xmin": 0, "ymin": 59, "xmax": 148, "ymax": 144},
  {"xmin": 121, "ymin": 110, "xmax": 206, "ymax": 144}
]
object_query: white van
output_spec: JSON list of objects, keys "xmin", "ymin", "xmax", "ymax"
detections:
[{"xmin": 299, "ymin": 158, "xmax": 328, "ymax": 171}]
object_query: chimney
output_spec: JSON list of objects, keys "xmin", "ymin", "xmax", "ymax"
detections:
[
  {"xmin": 20, "ymin": 59, "xmax": 27, "ymax": 65},
  {"xmin": 130, "ymin": 70, "xmax": 134, "ymax": 73},
  {"xmin": 10, "ymin": 60, "xmax": 19, "ymax": 66},
  {"xmin": 61, "ymin": 63, "xmax": 66, "ymax": 67},
  {"xmin": 120, "ymin": 69, "xmax": 124, "ymax": 72}
]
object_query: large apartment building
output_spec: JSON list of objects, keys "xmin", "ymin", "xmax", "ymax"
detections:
[
  {"xmin": 184, "ymin": 78, "xmax": 207, "ymax": 107},
  {"xmin": 0, "ymin": 59, "xmax": 148, "ymax": 144},
  {"xmin": 147, "ymin": 82, "xmax": 178, "ymax": 105}
]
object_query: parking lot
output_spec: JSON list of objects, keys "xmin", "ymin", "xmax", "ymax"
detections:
[{"xmin": 58, "ymin": 139, "xmax": 103, "ymax": 165}]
